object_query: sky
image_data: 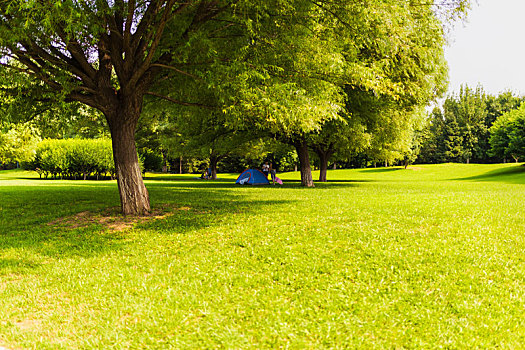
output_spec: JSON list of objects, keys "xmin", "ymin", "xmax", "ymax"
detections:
[{"xmin": 444, "ymin": 0, "xmax": 525, "ymax": 96}]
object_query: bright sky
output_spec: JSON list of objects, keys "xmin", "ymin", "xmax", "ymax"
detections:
[{"xmin": 445, "ymin": 0, "xmax": 525, "ymax": 96}]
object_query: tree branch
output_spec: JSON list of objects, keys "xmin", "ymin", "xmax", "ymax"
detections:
[
  {"xmin": 128, "ymin": 1, "xmax": 188, "ymax": 89},
  {"xmin": 145, "ymin": 91, "xmax": 217, "ymax": 109},
  {"xmin": 150, "ymin": 63, "xmax": 203, "ymax": 81},
  {"xmin": 123, "ymin": 0, "xmax": 136, "ymax": 54}
]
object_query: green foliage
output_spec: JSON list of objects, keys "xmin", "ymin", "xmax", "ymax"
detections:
[
  {"xmin": 0, "ymin": 0, "xmax": 472, "ymax": 212},
  {"xmin": 364, "ymin": 106, "xmax": 426, "ymax": 166},
  {"xmin": 419, "ymin": 87, "xmax": 525, "ymax": 164},
  {"xmin": 0, "ymin": 123, "xmax": 40, "ymax": 166},
  {"xmin": 33, "ymin": 139, "xmax": 115, "ymax": 179},
  {"xmin": 0, "ymin": 64, "xmax": 108, "ymax": 139},
  {"xmin": 139, "ymin": 148, "xmax": 163, "ymax": 173},
  {"xmin": 443, "ymin": 116, "xmax": 464, "ymax": 162},
  {"xmin": 264, "ymin": 142, "xmax": 299, "ymax": 172},
  {"xmin": 146, "ymin": 0, "xmax": 460, "ymax": 156},
  {"xmin": 417, "ymin": 107, "xmax": 447, "ymax": 164},
  {"xmin": 489, "ymin": 102, "xmax": 525, "ymax": 162},
  {"xmin": 296, "ymin": 0, "xmax": 453, "ymax": 176},
  {"xmin": 435, "ymin": 86, "xmax": 488, "ymax": 163}
]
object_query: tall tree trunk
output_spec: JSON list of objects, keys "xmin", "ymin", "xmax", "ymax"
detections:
[
  {"xmin": 162, "ymin": 151, "xmax": 168, "ymax": 173},
  {"xmin": 295, "ymin": 138, "xmax": 314, "ymax": 187},
  {"xmin": 106, "ymin": 101, "xmax": 150, "ymax": 216},
  {"xmin": 210, "ymin": 156, "xmax": 219, "ymax": 180},
  {"xmin": 316, "ymin": 150, "xmax": 330, "ymax": 182},
  {"xmin": 180, "ymin": 155, "xmax": 183, "ymax": 174}
]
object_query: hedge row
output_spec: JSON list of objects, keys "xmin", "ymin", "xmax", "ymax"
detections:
[{"xmin": 32, "ymin": 139, "xmax": 115, "ymax": 180}]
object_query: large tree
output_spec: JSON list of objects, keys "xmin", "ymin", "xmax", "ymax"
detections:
[
  {"xmin": 0, "ymin": 2, "xmax": 235, "ymax": 213},
  {"xmin": 270, "ymin": 0, "xmax": 467, "ymax": 184},
  {"xmin": 0, "ymin": 1, "xmax": 334, "ymax": 213}
]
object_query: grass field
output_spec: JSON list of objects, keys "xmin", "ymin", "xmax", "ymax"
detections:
[{"xmin": 1, "ymin": 163, "xmax": 525, "ymax": 348}]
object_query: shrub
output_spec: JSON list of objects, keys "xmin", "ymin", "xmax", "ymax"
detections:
[{"xmin": 33, "ymin": 138, "xmax": 116, "ymax": 180}]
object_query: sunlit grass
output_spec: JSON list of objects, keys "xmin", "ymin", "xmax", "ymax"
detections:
[{"xmin": 1, "ymin": 163, "xmax": 525, "ymax": 348}]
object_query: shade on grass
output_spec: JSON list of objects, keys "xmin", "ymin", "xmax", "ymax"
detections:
[{"xmin": 1, "ymin": 164, "xmax": 525, "ymax": 348}]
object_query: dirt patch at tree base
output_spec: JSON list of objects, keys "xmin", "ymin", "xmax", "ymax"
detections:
[{"xmin": 47, "ymin": 205, "xmax": 191, "ymax": 232}]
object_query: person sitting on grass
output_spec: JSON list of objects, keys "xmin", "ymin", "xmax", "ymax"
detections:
[{"xmin": 262, "ymin": 161, "xmax": 270, "ymax": 178}]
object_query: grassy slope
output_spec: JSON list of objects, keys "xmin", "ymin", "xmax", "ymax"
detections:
[{"xmin": 1, "ymin": 164, "xmax": 525, "ymax": 348}]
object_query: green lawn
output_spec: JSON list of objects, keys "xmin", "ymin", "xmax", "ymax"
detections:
[{"xmin": 1, "ymin": 163, "xmax": 525, "ymax": 348}]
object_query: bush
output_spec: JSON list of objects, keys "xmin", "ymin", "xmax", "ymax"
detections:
[{"xmin": 33, "ymin": 138, "xmax": 116, "ymax": 179}]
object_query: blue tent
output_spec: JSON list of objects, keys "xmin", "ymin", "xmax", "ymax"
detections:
[{"xmin": 235, "ymin": 169, "xmax": 269, "ymax": 185}]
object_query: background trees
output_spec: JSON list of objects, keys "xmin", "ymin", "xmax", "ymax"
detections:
[
  {"xmin": 418, "ymin": 87, "xmax": 525, "ymax": 164},
  {"xmin": 489, "ymin": 102, "xmax": 525, "ymax": 163},
  {"xmin": 0, "ymin": 123, "xmax": 40, "ymax": 168}
]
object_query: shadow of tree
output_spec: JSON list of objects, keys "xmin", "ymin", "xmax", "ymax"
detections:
[
  {"xmin": 454, "ymin": 165, "xmax": 525, "ymax": 184},
  {"xmin": 358, "ymin": 167, "xmax": 403, "ymax": 173},
  {"xmin": 0, "ymin": 179, "xmax": 297, "ymax": 274},
  {"xmin": 145, "ymin": 178, "xmax": 370, "ymax": 192}
]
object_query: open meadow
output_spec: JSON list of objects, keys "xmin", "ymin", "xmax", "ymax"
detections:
[{"xmin": 1, "ymin": 163, "xmax": 525, "ymax": 348}]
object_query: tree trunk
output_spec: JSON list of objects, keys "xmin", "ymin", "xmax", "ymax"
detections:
[
  {"xmin": 106, "ymin": 102, "xmax": 150, "ymax": 216},
  {"xmin": 316, "ymin": 150, "xmax": 330, "ymax": 182},
  {"xmin": 180, "ymin": 155, "xmax": 183, "ymax": 174},
  {"xmin": 295, "ymin": 138, "xmax": 314, "ymax": 187},
  {"xmin": 210, "ymin": 156, "xmax": 219, "ymax": 180},
  {"xmin": 162, "ymin": 151, "xmax": 168, "ymax": 173}
]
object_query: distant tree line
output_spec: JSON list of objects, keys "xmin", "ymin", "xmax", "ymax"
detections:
[
  {"xmin": 3, "ymin": 84, "xmax": 525, "ymax": 179},
  {"xmin": 416, "ymin": 86, "xmax": 525, "ymax": 164}
]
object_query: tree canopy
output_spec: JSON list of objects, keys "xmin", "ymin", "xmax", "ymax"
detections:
[
  {"xmin": 0, "ymin": 0, "xmax": 470, "ymax": 211},
  {"xmin": 489, "ymin": 102, "xmax": 525, "ymax": 163}
]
